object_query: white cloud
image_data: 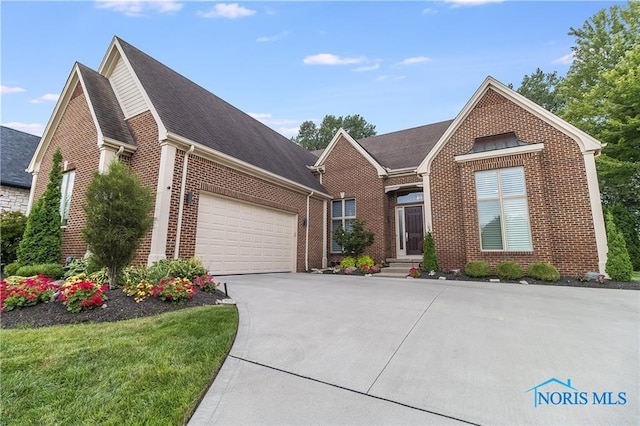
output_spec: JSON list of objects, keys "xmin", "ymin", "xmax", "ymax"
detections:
[
  {"xmin": 2, "ymin": 122, "xmax": 45, "ymax": 136},
  {"xmin": 445, "ymin": 0, "xmax": 503, "ymax": 7},
  {"xmin": 248, "ymin": 112, "xmax": 272, "ymax": 120},
  {"xmin": 30, "ymin": 93, "xmax": 60, "ymax": 104},
  {"xmin": 249, "ymin": 113, "xmax": 304, "ymax": 137},
  {"xmin": 198, "ymin": 3, "xmax": 256, "ymax": 19},
  {"xmin": 95, "ymin": 0, "xmax": 183, "ymax": 16},
  {"xmin": 353, "ymin": 63, "xmax": 380, "ymax": 72},
  {"xmin": 399, "ymin": 56, "xmax": 430, "ymax": 65},
  {"xmin": 422, "ymin": 8, "xmax": 437, "ymax": 15},
  {"xmin": 256, "ymin": 31, "xmax": 288, "ymax": 43},
  {"xmin": 1, "ymin": 86, "xmax": 26, "ymax": 94},
  {"xmin": 553, "ymin": 52, "xmax": 575, "ymax": 65},
  {"xmin": 303, "ymin": 53, "xmax": 365, "ymax": 65}
]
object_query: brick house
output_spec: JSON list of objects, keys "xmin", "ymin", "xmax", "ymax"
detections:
[
  {"xmin": 1, "ymin": 126, "xmax": 40, "ymax": 214},
  {"xmin": 27, "ymin": 37, "xmax": 607, "ymax": 276}
]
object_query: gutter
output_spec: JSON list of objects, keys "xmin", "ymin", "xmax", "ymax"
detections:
[{"xmin": 174, "ymin": 145, "xmax": 195, "ymax": 259}]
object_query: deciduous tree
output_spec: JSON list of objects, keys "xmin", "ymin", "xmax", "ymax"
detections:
[{"xmin": 292, "ymin": 114, "xmax": 376, "ymax": 150}]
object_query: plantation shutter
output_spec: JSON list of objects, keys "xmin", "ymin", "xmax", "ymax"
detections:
[{"xmin": 503, "ymin": 198, "xmax": 532, "ymax": 251}]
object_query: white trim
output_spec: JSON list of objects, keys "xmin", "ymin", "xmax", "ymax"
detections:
[
  {"xmin": 322, "ymin": 200, "xmax": 328, "ymax": 268},
  {"xmin": 26, "ymin": 172, "xmax": 39, "ymax": 215},
  {"xmin": 102, "ymin": 137, "xmax": 137, "ymax": 154},
  {"xmin": 386, "ymin": 167, "xmax": 417, "ymax": 176},
  {"xmin": 99, "ymin": 37, "xmax": 168, "ymax": 140},
  {"xmin": 417, "ymin": 76, "xmax": 603, "ymax": 176},
  {"xmin": 305, "ymin": 191, "xmax": 314, "ymax": 271},
  {"xmin": 384, "ymin": 182, "xmax": 423, "ymax": 193},
  {"xmin": 166, "ymin": 132, "xmax": 332, "ymax": 199},
  {"xmin": 315, "ymin": 129, "xmax": 388, "ymax": 177},
  {"xmin": 148, "ymin": 143, "xmax": 177, "ymax": 265},
  {"xmin": 583, "ymin": 152, "xmax": 608, "ymax": 274},
  {"xmin": 98, "ymin": 145, "xmax": 118, "ymax": 173},
  {"xmin": 174, "ymin": 145, "xmax": 195, "ymax": 259},
  {"xmin": 422, "ymin": 172, "xmax": 433, "ymax": 232},
  {"xmin": 395, "ymin": 206, "xmax": 407, "ymax": 257},
  {"xmin": 454, "ymin": 143, "xmax": 545, "ymax": 163}
]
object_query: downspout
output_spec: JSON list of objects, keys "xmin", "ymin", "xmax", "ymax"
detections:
[
  {"xmin": 115, "ymin": 146, "xmax": 124, "ymax": 158},
  {"xmin": 322, "ymin": 199, "xmax": 328, "ymax": 268},
  {"xmin": 305, "ymin": 191, "xmax": 314, "ymax": 271},
  {"xmin": 174, "ymin": 145, "xmax": 195, "ymax": 259}
]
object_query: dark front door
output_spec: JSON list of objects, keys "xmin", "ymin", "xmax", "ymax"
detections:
[{"xmin": 405, "ymin": 206, "xmax": 424, "ymax": 256}]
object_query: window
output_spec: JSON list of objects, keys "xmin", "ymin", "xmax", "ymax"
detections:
[
  {"xmin": 331, "ymin": 198, "xmax": 356, "ymax": 253},
  {"xmin": 397, "ymin": 192, "xmax": 424, "ymax": 205},
  {"xmin": 60, "ymin": 170, "xmax": 75, "ymax": 226},
  {"xmin": 475, "ymin": 167, "xmax": 532, "ymax": 251}
]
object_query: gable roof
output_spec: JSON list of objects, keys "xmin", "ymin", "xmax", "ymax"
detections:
[
  {"xmin": 1, "ymin": 126, "xmax": 40, "ymax": 188},
  {"xmin": 315, "ymin": 129, "xmax": 387, "ymax": 176},
  {"xmin": 357, "ymin": 120, "xmax": 454, "ymax": 170},
  {"xmin": 417, "ymin": 76, "xmax": 603, "ymax": 175},
  {"xmin": 114, "ymin": 37, "xmax": 326, "ymax": 193},
  {"xmin": 76, "ymin": 63, "xmax": 135, "ymax": 146}
]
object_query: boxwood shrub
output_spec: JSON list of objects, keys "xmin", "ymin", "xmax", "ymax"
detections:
[
  {"xmin": 496, "ymin": 261, "xmax": 524, "ymax": 280},
  {"xmin": 15, "ymin": 263, "xmax": 65, "ymax": 279},
  {"xmin": 465, "ymin": 261, "xmax": 491, "ymax": 278},
  {"xmin": 527, "ymin": 262, "xmax": 560, "ymax": 282}
]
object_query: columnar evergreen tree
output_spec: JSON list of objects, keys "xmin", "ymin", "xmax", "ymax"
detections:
[
  {"xmin": 421, "ymin": 232, "xmax": 439, "ymax": 272},
  {"xmin": 83, "ymin": 160, "xmax": 154, "ymax": 289},
  {"xmin": 605, "ymin": 211, "xmax": 633, "ymax": 281},
  {"xmin": 17, "ymin": 148, "xmax": 63, "ymax": 266}
]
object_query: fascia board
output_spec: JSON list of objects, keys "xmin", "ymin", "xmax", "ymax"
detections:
[{"xmin": 315, "ymin": 128, "xmax": 387, "ymax": 176}]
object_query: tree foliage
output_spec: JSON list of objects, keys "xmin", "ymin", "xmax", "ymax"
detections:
[
  {"xmin": 421, "ymin": 232, "xmax": 439, "ymax": 272},
  {"xmin": 605, "ymin": 211, "xmax": 633, "ymax": 281},
  {"xmin": 83, "ymin": 161, "xmax": 154, "ymax": 289},
  {"xmin": 292, "ymin": 114, "xmax": 377, "ymax": 150},
  {"xmin": 0, "ymin": 211, "xmax": 27, "ymax": 265},
  {"xmin": 510, "ymin": 68, "xmax": 565, "ymax": 113},
  {"xmin": 333, "ymin": 219, "xmax": 374, "ymax": 257},
  {"xmin": 17, "ymin": 148, "xmax": 63, "ymax": 266}
]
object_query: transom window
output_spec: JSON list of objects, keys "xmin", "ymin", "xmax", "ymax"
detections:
[
  {"xmin": 397, "ymin": 192, "xmax": 424, "ymax": 204},
  {"xmin": 475, "ymin": 167, "xmax": 532, "ymax": 251},
  {"xmin": 60, "ymin": 170, "xmax": 75, "ymax": 226},
  {"xmin": 331, "ymin": 198, "xmax": 356, "ymax": 253}
]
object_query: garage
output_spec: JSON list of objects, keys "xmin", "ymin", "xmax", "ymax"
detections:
[{"xmin": 195, "ymin": 193, "xmax": 298, "ymax": 275}]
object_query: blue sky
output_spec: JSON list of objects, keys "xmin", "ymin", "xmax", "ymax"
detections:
[{"xmin": 1, "ymin": 1, "xmax": 624, "ymax": 138}]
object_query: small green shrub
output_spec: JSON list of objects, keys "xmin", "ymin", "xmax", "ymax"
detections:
[
  {"xmin": 355, "ymin": 255, "xmax": 374, "ymax": 268},
  {"xmin": 333, "ymin": 219, "xmax": 375, "ymax": 257},
  {"xmin": 605, "ymin": 211, "xmax": 633, "ymax": 281},
  {"xmin": 121, "ymin": 265, "xmax": 149, "ymax": 285},
  {"xmin": 0, "ymin": 211, "xmax": 27, "ymax": 265},
  {"xmin": 15, "ymin": 264, "xmax": 64, "ymax": 279},
  {"xmin": 3, "ymin": 262, "xmax": 22, "ymax": 277},
  {"xmin": 465, "ymin": 261, "xmax": 491, "ymax": 278},
  {"xmin": 89, "ymin": 268, "xmax": 110, "ymax": 286},
  {"xmin": 496, "ymin": 261, "xmax": 524, "ymax": 280},
  {"xmin": 421, "ymin": 232, "xmax": 439, "ymax": 272},
  {"xmin": 147, "ymin": 258, "xmax": 208, "ymax": 284},
  {"xmin": 64, "ymin": 258, "xmax": 88, "ymax": 278},
  {"xmin": 527, "ymin": 262, "xmax": 560, "ymax": 282},
  {"xmin": 339, "ymin": 257, "xmax": 356, "ymax": 269}
]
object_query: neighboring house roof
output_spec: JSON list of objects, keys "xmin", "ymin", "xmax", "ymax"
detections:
[
  {"xmin": 311, "ymin": 149, "xmax": 324, "ymax": 157},
  {"xmin": 115, "ymin": 38, "xmax": 326, "ymax": 193},
  {"xmin": 77, "ymin": 63, "xmax": 135, "ymax": 146},
  {"xmin": 0, "ymin": 126, "xmax": 40, "ymax": 188},
  {"xmin": 357, "ymin": 120, "xmax": 454, "ymax": 170}
]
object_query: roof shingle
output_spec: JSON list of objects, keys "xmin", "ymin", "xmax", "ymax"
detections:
[{"xmin": 0, "ymin": 126, "xmax": 40, "ymax": 188}]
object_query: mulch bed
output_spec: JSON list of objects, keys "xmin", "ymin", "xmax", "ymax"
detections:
[{"xmin": 1, "ymin": 288, "xmax": 229, "ymax": 330}]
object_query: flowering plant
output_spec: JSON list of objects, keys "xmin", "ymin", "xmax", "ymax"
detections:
[
  {"xmin": 192, "ymin": 274, "xmax": 219, "ymax": 292},
  {"xmin": 123, "ymin": 279, "xmax": 154, "ymax": 303},
  {"xmin": 360, "ymin": 265, "xmax": 371, "ymax": 274},
  {"xmin": 59, "ymin": 280, "xmax": 108, "ymax": 313},
  {"xmin": 151, "ymin": 277, "xmax": 196, "ymax": 303},
  {"xmin": 596, "ymin": 274, "xmax": 605, "ymax": 284},
  {"xmin": 408, "ymin": 267, "xmax": 421, "ymax": 278},
  {"xmin": 370, "ymin": 264, "xmax": 381, "ymax": 274},
  {"xmin": 342, "ymin": 267, "xmax": 357, "ymax": 275},
  {"xmin": 0, "ymin": 275, "xmax": 59, "ymax": 312}
]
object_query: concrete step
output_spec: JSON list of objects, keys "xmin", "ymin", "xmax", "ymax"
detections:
[{"xmin": 386, "ymin": 258, "xmax": 422, "ymax": 264}]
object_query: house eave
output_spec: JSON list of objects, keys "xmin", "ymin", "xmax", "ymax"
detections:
[{"xmin": 454, "ymin": 143, "xmax": 545, "ymax": 163}]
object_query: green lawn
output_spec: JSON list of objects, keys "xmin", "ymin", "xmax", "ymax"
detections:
[
  {"xmin": 632, "ymin": 271, "xmax": 640, "ymax": 282},
  {"xmin": 1, "ymin": 306, "xmax": 238, "ymax": 425}
]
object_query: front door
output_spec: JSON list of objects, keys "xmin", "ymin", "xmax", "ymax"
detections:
[
  {"xmin": 405, "ymin": 206, "xmax": 424, "ymax": 255},
  {"xmin": 396, "ymin": 205, "xmax": 424, "ymax": 257}
]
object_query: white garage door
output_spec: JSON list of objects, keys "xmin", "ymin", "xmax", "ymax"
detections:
[{"xmin": 195, "ymin": 193, "xmax": 297, "ymax": 275}]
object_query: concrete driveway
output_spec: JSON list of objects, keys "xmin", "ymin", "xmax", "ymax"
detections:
[{"xmin": 189, "ymin": 274, "xmax": 639, "ymax": 425}]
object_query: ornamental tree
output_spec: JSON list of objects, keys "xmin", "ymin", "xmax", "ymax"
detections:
[
  {"xmin": 605, "ymin": 211, "xmax": 633, "ymax": 282},
  {"xmin": 421, "ymin": 232, "xmax": 439, "ymax": 272},
  {"xmin": 82, "ymin": 160, "xmax": 153, "ymax": 289},
  {"xmin": 333, "ymin": 219, "xmax": 374, "ymax": 258},
  {"xmin": 17, "ymin": 148, "xmax": 63, "ymax": 266}
]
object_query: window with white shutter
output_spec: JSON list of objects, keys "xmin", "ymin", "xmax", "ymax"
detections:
[{"xmin": 475, "ymin": 167, "xmax": 532, "ymax": 251}]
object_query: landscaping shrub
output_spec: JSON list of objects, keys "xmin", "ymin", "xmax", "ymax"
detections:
[
  {"xmin": 123, "ymin": 279, "xmax": 154, "ymax": 303},
  {"xmin": 339, "ymin": 256, "xmax": 356, "ymax": 269},
  {"xmin": 605, "ymin": 211, "xmax": 633, "ymax": 281},
  {"xmin": 355, "ymin": 255, "xmax": 374, "ymax": 268},
  {"xmin": 3, "ymin": 262, "xmax": 22, "ymax": 277},
  {"xmin": 59, "ymin": 279, "xmax": 108, "ymax": 313},
  {"xmin": 17, "ymin": 148, "xmax": 63, "ymax": 266},
  {"xmin": 0, "ymin": 211, "xmax": 27, "ymax": 265},
  {"xmin": 0, "ymin": 275, "xmax": 59, "ymax": 312},
  {"xmin": 83, "ymin": 161, "xmax": 154, "ymax": 289},
  {"xmin": 421, "ymin": 232, "xmax": 439, "ymax": 272},
  {"xmin": 121, "ymin": 265, "xmax": 149, "ymax": 286},
  {"xmin": 527, "ymin": 262, "xmax": 560, "ymax": 282},
  {"xmin": 496, "ymin": 261, "xmax": 524, "ymax": 280},
  {"xmin": 192, "ymin": 274, "xmax": 219, "ymax": 292},
  {"xmin": 609, "ymin": 204, "xmax": 640, "ymax": 271},
  {"xmin": 88, "ymin": 268, "xmax": 110, "ymax": 286},
  {"xmin": 15, "ymin": 264, "xmax": 64, "ymax": 279},
  {"xmin": 146, "ymin": 258, "xmax": 208, "ymax": 284},
  {"xmin": 465, "ymin": 261, "xmax": 491, "ymax": 278},
  {"xmin": 151, "ymin": 277, "xmax": 196, "ymax": 303},
  {"xmin": 408, "ymin": 266, "xmax": 421, "ymax": 278},
  {"xmin": 333, "ymin": 219, "xmax": 375, "ymax": 257}
]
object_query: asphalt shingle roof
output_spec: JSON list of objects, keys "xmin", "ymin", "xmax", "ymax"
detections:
[
  {"xmin": 77, "ymin": 63, "xmax": 135, "ymax": 146},
  {"xmin": 0, "ymin": 126, "xmax": 40, "ymax": 188},
  {"xmin": 357, "ymin": 119, "xmax": 454, "ymax": 170},
  {"xmin": 117, "ymin": 38, "xmax": 326, "ymax": 193}
]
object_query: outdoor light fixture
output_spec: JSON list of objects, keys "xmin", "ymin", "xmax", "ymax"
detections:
[{"xmin": 185, "ymin": 191, "xmax": 194, "ymax": 205}]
